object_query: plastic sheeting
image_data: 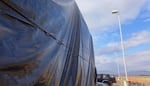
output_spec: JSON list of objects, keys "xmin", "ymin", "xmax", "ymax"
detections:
[{"xmin": 0, "ymin": 0, "xmax": 95, "ymax": 86}]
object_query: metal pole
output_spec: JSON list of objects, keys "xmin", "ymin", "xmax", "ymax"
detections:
[
  {"xmin": 114, "ymin": 52, "xmax": 121, "ymax": 80},
  {"xmin": 117, "ymin": 61, "xmax": 120, "ymax": 80},
  {"xmin": 117, "ymin": 14, "xmax": 128, "ymax": 81}
]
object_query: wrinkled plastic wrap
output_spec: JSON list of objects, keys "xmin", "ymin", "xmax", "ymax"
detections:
[{"xmin": 0, "ymin": 0, "xmax": 95, "ymax": 86}]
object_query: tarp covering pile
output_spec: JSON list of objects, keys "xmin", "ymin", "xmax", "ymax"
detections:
[{"xmin": 0, "ymin": 0, "xmax": 95, "ymax": 86}]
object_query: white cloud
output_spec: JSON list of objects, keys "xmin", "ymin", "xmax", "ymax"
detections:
[
  {"xmin": 144, "ymin": 18, "xmax": 150, "ymax": 22},
  {"xmin": 124, "ymin": 30, "xmax": 150, "ymax": 48},
  {"xmin": 95, "ymin": 55, "xmax": 117, "ymax": 73},
  {"xmin": 146, "ymin": 0, "xmax": 150, "ymax": 11},
  {"xmin": 95, "ymin": 55, "xmax": 114, "ymax": 64},
  {"xmin": 76, "ymin": 0, "xmax": 146, "ymax": 32},
  {"xmin": 140, "ymin": 4, "xmax": 150, "ymax": 21},
  {"xmin": 75, "ymin": 0, "xmax": 150, "ymax": 74},
  {"xmin": 95, "ymin": 29, "xmax": 150, "ymax": 73},
  {"xmin": 116, "ymin": 50, "xmax": 150, "ymax": 71},
  {"xmin": 95, "ymin": 29, "xmax": 150, "ymax": 55},
  {"xmin": 95, "ymin": 49, "xmax": 150, "ymax": 73}
]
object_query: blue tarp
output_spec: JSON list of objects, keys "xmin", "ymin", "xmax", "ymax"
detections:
[{"xmin": 0, "ymin": 0, "xmax": 95, "ymax": 86}]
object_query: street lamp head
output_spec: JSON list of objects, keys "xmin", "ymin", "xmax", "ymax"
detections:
[{"xmin": 112, "ymin": 10, "xmax": 119, "ymax": 14}]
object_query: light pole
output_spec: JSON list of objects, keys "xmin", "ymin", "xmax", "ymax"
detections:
[
  {"xmin": 116, "ymin": 59, "xmax": 121, "ymax": 80},
  {"xmin": 112, "ymin": 10, "xmax": 128, "ymax": 81},
  {"xmin": 114, "ymin": 53, "xmax": 121, "ymax": 80}
]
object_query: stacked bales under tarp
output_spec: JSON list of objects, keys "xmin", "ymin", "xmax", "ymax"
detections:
[{"xmin": 0, "ymin": 0, "xmax": 95, "ymax": 86}]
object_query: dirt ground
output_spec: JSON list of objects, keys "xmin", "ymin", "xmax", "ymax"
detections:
[{"xmin": 112, "ymin": 76, "xmax": 150, "ymax": 86}]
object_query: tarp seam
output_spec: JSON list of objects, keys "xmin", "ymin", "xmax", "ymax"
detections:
[{"xmin": 1, "ymin": 0, "xmax": 65, "ymax": 46}]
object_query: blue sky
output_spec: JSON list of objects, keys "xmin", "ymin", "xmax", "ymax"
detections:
[{"xmin": 76, "ymin": 0, "xmax": 150, "ymax": 74}]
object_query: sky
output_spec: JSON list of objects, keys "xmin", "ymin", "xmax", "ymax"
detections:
[{"xmin": 76, "ymin": 0, "xmax": 150, "ymax": 74}]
